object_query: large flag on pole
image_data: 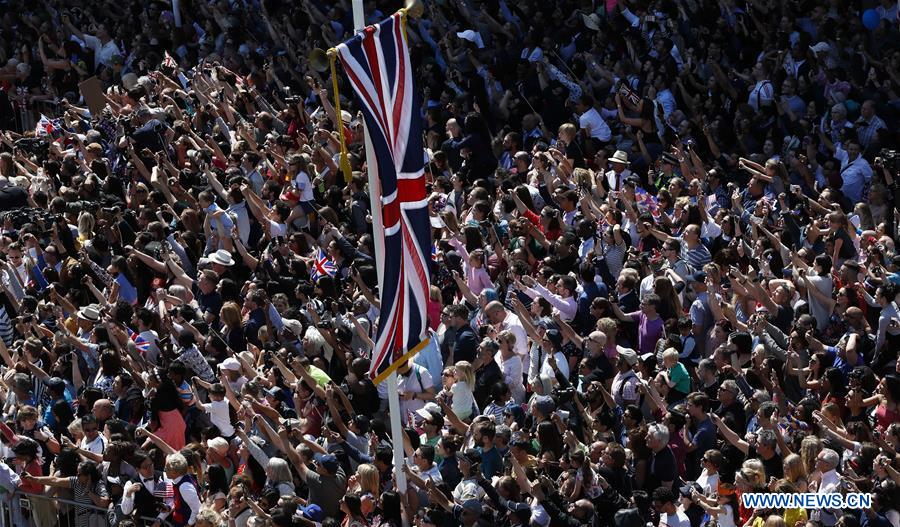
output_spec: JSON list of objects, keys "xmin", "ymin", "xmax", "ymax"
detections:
[{"xmin": 335, "ymin": 11, "xmax": 431, "ymax": 384}]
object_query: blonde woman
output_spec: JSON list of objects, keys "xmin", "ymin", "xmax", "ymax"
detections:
[
  {"xmin": 497, "ymin": 331, "xmax": 526, "ymax": 404},
  {"xmin": 219, "ymin": 301, "xmax": 246, "ymax": 352},
  {"xmin": 779, "ymin": 454, "xmax": 808, "ymax": 492},
  {"xmin": 800, "ymin": 436, "xmax": 823, "ymax": 480},
  {"xmin": 450, "ymin": 361, "xmax": 476, "ymax": 421},
  {"xmin": 346, "ymin": 463, "xmax": 380, "ymax": 516},
  {"xmin": 77, "ymin": 211, "xmax": 95, "ymax": 247},
  {"xmin": 741, "ymin": 459, "xmax": 766, "ymax": 487}
]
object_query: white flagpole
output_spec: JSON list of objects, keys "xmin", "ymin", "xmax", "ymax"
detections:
[{"xmin": 351, "ymin": 0, "xmax": 407, "ymax": 493}]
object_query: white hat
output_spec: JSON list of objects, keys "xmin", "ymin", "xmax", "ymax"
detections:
[
  {"xmin": 340, "ymin": 110, "xmax": 352, "ymax": 124},
  {"xmin": 415, "ymin": 402, "xmax": 442, "ymax": 420},
  {"xmin": 219, "ymin": 357, "xmax": 241, "ymax": 371},
  {"xmin": 208, "ymin": 249, "xmax": 235, "ymax": 267},
  {"xmin": 609, "ymin": 150, "xmax": 630, "ymax": 165},
  {"xmin": 122, "ymin": 73, "xmax": 139, "ymax": 91},
  {"xmin": 809, "ymin": 42, "xmax": 830, "ymax": 54},
  {"xmin": 77, "ymin": 304, "xmax": 102, "ymax": 322},
  {"xmin": 208, "ymin": 437, "xmax": 230, "ymax": 456},
  {"xmin": 582, "ymin": 13, "xmax": 602, "ymax": 31},
  {"xmin": 456, "ymin": 30, "xmax": 485, "ymax": 49},
  {"xmin": 281, "ymin": 318, "xmax": 304, "ymax": 336}
]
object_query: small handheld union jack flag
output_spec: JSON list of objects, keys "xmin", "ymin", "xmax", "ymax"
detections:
[
  {"xmin": 310, "ymin": 248, "xmax": 337, "ymax": 282},
  {"xmin": 126, "ymin": 327, "xmax": 152, "ymax": 354},
  {"xmin": 635, "ymin": 187, "xmax": 661, "ymax": 219}
]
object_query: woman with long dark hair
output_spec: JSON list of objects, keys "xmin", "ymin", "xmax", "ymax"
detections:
[
  {"xmin": 340, "ymin": 492, "xmax": 369, "ymax": 527},
  {"xmin": 93, "ymin": 351, "xmax": 123, "ymax": 399}
]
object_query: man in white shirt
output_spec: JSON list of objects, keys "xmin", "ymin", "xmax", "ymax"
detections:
[
  {"xmin": 834, "ymin": 137, "xmax": 873, "ymax": 205},
  {"xmin": 575, "ymin": 94, "xmax": 612, "ymax": 143},
  {"xmin": 747, "ymin": 62, "xmax": 775, "ymax": 112},
  {"xmin": 163, "ymin": 453, "xmax": 201, "ymax": 527},
  {"xmin": 604, "ymin": 150, "xmax": 633, "ymax": 192},
  {"xmin": 63, "ymin": 18, "xmax": 121, "ymax": 71},
  {"xmin": 397, "ymin": 360, "xmax": 436, "ymax": 423},
  {"xmin": 654, "ymin": 487, "xmax": 691, "ymax": 527},
  {"xmin": 484, "ymin": 301, "xmax": 528, "ymax": 358},
  {"xmin": 79, "ymin": 415, "xmax": 106, "ymax": 454},
  {"xmin": 811, "ymin": 449, "xmax": 841, "ymax": 527}
]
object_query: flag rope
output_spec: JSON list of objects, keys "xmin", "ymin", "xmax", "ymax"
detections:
[{"xmin": 328, "ymin": 51, "xmax": 353, "ymax": 183}]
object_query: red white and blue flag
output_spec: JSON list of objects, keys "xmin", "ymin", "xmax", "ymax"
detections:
[
  {"xmin": 335, "ymin": 11, "xmax": 431, "ymax": 381},
  {"xmin": 35, "ymin": 114, "xmax": 62, "ymax": 137},
  {"xmin": 635, "ymin": 187, "xmax": 661, "ymax": 218},
  {"xmin": 126, "ymin": 327, "xmax": 152, "ymax": 354},
  {"xmin": 310, "ymin": 248, "xmax": 337, "ymax": 281}
]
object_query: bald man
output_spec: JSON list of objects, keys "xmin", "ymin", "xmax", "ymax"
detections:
[{"xmin": 92, "ymin": 398, "xmax": 114, "ymax": 428}]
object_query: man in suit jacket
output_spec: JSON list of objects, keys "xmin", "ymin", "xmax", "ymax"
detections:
[
  {"xmin": 120, "ymin": 452, "xmax": 173, "ymax": 525},
  {"xmin": 447, "ymin": 304, "xmax": 478, "ymax": 363}
]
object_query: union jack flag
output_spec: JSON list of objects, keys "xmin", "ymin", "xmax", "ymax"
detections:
[
  {"xmin": 126, "ymin": 327, "xmax": 151, "ymax": 354},
  {"xmin": 635, "ymin": 187, "xmax": 660, "ymax": 218},
  {"xmin": 335, "ymin": 11, "xmax": 431, "ymax": 380},
  {"xmin": 35, "ymin": 114, "xmax": 62, "ymax": 137},
  {"xmin": 310, "ymin": 248, "xmax": 337, "ymax": 281}
]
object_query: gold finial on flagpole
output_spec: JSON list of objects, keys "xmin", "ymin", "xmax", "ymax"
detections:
[
  {"xmin": 308, "ymin": 48, "xmax": 330, "ymax": 73},
  {"xmin": 401, "ymin": 0, "xmax": 425, "ymax": 19}
]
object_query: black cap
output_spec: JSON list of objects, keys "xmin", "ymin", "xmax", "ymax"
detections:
[{"xmin": 456, "ymin": 448, "xmax": 482, "ymax": 465}]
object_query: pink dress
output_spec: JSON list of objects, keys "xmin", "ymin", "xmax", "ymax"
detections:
[{"xmin": 155, "ymin": 409, "xmax": 186, "ymax": 451}]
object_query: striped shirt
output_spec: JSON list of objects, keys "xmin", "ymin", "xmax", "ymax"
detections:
[
  {"xmin": 857, "ymin": 115, "xmax": 886, "ymax": 147},
  {"xmin": 679, "ymin": 239, "xmax": 711, "ymax": 271}
]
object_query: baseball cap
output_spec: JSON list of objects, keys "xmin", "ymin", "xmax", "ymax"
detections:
[
  {"xmin": 415, "ymin": 402, "xmax": 441, "ymax": 421},
  {"xmin": 455, "ymin": 449, "xmax": 482, "ymax": 465},
  {"xmin": 299, "ymin": 504, "xmax": 323, "ymax": 521},
  {"xmin": 687, "ymin": 271, "xmax": 707, "ymax": 283},
  {"xmin": 313, "ymin": 453, "xmax": 339, "ymax": 473},
  {"xmin": 679, "ymin": 482, "xmax": 703, "ymax": 497},
  {"xmin": 532, "ymin": 395, "xmax": 555, "ymax": 416},
  {"xmin": 618, "ymin": 348, "xmax": 638, "ymax": 366},
  {"xmin": 218, "ymin": 357, "xmax": 241, "ymax": 371},
  {"xmin": 461, "ymin": 499, "xmax": 483, "ymax": 515},
  {"xmin": 544, "ymin": 328, "xmax": 562, "ymax": 348}
]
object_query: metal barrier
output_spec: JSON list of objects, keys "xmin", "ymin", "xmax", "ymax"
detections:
[{"xmin": 0, "ymin": 490, "xmax": 175, "ymax": 527}]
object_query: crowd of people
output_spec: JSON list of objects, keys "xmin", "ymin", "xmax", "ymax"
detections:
[{"xmin": 0, "ymin": 0, "xmax": 899, "ymax": 527}]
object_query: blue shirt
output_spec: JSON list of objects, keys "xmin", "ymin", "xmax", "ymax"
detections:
[
  {"xmin": 478, "ymin": 446, "xmax": 502, "ymax": 480},
  {"xmin": 576, "ymin": 280, "xmax": 607, "ymax": 332},
  {"xmin": 413, "ymin": 330, "xmax": 444, "ymax": 383}
]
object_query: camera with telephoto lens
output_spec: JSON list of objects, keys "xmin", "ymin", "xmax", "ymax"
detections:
[
  {"xmin": 553, "ymin": 387, "xmax": 577, "ymax": 405},
  {"xmin": 881, "ymin": 149, "xmax": 900, "ymax": 173}
]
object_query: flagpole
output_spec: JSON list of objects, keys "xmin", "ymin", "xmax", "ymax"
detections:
[{"xmin": 351, "ymin": 0, "xmax": 407, "ymax": 494}]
